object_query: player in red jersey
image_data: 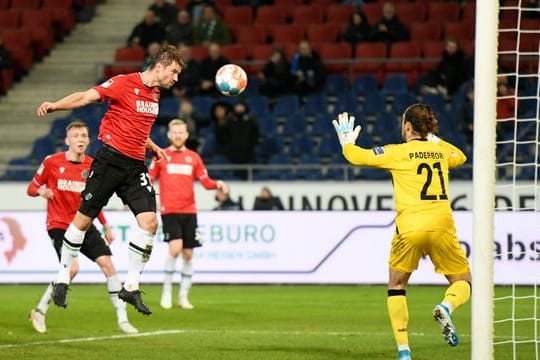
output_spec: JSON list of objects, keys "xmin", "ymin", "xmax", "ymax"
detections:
[
  {"xmin": 36, "ymin": 45, "xmax": 185, "ymax": 315},
  {"xmin": 149, "ymin": 119, "xmax": 228, "ymax": 310},
  {"xmin": 27, "ymin": 121, "xmax": 137, "ymax": 334}
]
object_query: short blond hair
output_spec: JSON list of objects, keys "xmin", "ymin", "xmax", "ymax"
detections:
[
  {"xmin": 66, "ymin": 120, "xmax": 89, "ymax": 134},
  {"xmin": 168, "ymin": 118, "xmax": 187, "ymax": 130}
]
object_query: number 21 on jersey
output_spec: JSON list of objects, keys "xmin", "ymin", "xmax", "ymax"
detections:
[{"xmin": 417, "ymin": 162, "xmax": 448, "ymax": 200}]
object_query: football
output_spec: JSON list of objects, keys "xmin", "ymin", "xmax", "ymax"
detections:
[{"xmin": 215, "ymin": 64, "xmax": 248, "ymax": 96}]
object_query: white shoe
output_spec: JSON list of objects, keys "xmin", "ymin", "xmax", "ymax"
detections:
[
  {"xmin": 118, "ymin": 321, "xmax": 138, "ymax": 334},
  {"xmin": 160, "ymin": 291, "xmax": 172, "ymax": 309},
  {"xmin": 179, "ymin": 296, "xmax": 194, "ymax": 310},
  {"xmin": 29, "ymin": 308, "xmax": 47, "ymax": 334}
]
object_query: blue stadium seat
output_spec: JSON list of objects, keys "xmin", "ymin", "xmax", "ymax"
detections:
[
  {"xmin": 150, "ymin": 125, "xmax": 169, "ymax": 148},
  {"xmin": 316, "ymin": 134, "xmax": 340, "ymax": 157},
  {"xmin": 324, "ymin": 74, "xmax": 350, "ymax": 96},
  {"xmin": 208, "ymin": 154, "xmax": 234, "ymax": 180},
  {"xmin": 325, "ymin": 153, "xmax": 354, "ymax": 180},
  {"xmin": 362, "ymin": 92, "xmax": 386, "ymax": 116},
  {"xmin": 87, "ymin": 140, "xmax": 103, "ymax": 157},
  {"xmin": 49, "ymin": 116, "xmax": 73, "ymax": 140},
  {"xmin": 381, "ymin": 74, "xmax": 408, "ymax": 95},
  {"xmin": 295, "ymin": 154, "xmax": 323, "ymax": 180},
  {"xmin": 72, "ymin": 104, "xmax": 100, "ymax": 124},
  {"xmin": 266, "ymin": 153, "xmax": 294, "ymax": 180},
  {"xmin": 158, "ymin": 97, "xmax": 180, "ymax": 119},
  {"xmin": 246, "ymin": 95, "xmax": 270, "ymax": 117},
  {"xmin": 4, "ymin": 156, "xmax": 36, "ymax": 181},
  {"xmin": 357, "ymin": 167, "xmax": 389, "ymax": 180},
  {"xmin": 30, "ymin": 135, "xmax": 56, "ymax": 161},
  {"xmin": 372, "ymin": 112, "xmax": 399, "ymax": 135},
  {"xmin": 258, "ymin": 114, "xmax": 278, "ymax": 136},
  {"xmin": 304, "ymin": 93, "xmax": 328, "ymax": 116},
  {"xmin": 244, "ymin": 76, "xmax": 261, "ymax": 96},
  {"xmin": 379, "ymin": 129, "xmax": 402, "ymax": 145},
  {"xmin": 281, "ymin": 112, "xmax": 307, "ymax": 137},
  {"xmin": 200, "ymin": 135, "xmax": 217, "ymax": 158},
  {"xmin": 333, "ymin": 93, "xmax": 359, "ymax": 115},
  {"xmin": 391, "ymin": 92, "xmax": 417, "ymax": 114},
  {"xmin": 288, "ymin": 134, "xmax": 314, "ymax": 157},
  {"xmin": 311, "ymin": 113, "xmax": 332, "ymax": 136},
  {"xmin": 191, "ymin": 96, "xmax": 213, "ymax": 118},
  {"xmin": 422, "ymin": 93, "xmax": 446, "ymax": 115},
  {"xmin": 257, "ymin": 136, "xmax": 284, "ymax": 159},
  {"xmin": 272, "ymin": 94, "xmax": 300, "ymax": 117},
  {"xmin": 353, "ymin": 74, "xmax": 378, "ymax": 96}
]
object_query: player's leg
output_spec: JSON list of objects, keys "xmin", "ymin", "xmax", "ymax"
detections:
[
  {"xmin": 178, "ymin": 214, "xmax": 200, "ymax": 310},
  {"xmin": 161, "ymin": 239, "xmax": 182, "ymax": 309},
  {"xmin": 82, "ymin": 225, "xmax": 138, "ymax": 334},
  {"xmin": 387, "ymin": 232, "xmax": 424, "ymax": 360},
  {"xmin": 30, "ymin": 230, "xmax": 80, "ymax": 333},
  {"xmin": 428, "ymin": 231, "xmax": 471, "ymax": 347}
]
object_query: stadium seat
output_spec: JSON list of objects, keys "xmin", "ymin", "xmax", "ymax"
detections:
[
  {"xmin": 427, "ymin": 2, "xmax": 460, "ymax": 22},
  {"xmin": 245, "ymin": 95, "xmax": 270, "ymax": 117},
  {"xmin": 292, "ymin": 5, "xmax": 324, "ymax": 25},
  {"xmin": 150, "ymin": 125, "xmax": 169, "ymax": 148},
  {"xmin": 190, "ymin": 96, "xmax": 213, "ymax": 118},
  {"xmin": 295, "ymin": 154, "xmax": 323, "ymax": 180},
  {"xmin": 443, "ymin": 21, "xmax": 475, "ymax": 42},
  {"xmin": 306, "ymin": 24, "xmax": 340, "ymax": 45},
  {"xmin": 30, "ymin": 135, "xmax": 57, "ymax": 160},
  {"xmin": 311, "ymin": 113, "xmax": 331, "ymax": 136},
  {"xmin": 325, "ymin": 4, "xmax": 355, "ymax": 24},
  {"xmin": 158, "ymin": 97, "xmax": 180, "ymax": 119},
  {"xmin": 372, "ymin": 112, "xmax": 399, "ymax": 135},
  {"xmin": 380, "ymin": 74, "xmax": 408, "ymax": 95},
  {"xmin": 0, "ymin": 68, "xmax": 13, "ymax": 94},
  {"xmin": 395, "ymin": 3, "xmax": 427, "ymax": 23},
  {"xmin": 304, "ymin": 93, "xmax": 329, "ymax": 116},
  {"xmin": 7, "ymin": 47, "xmax": 34, "ymax": 77},
  {"xmin": 386, "ymin": 42, "xmax": 421, "ymax": 86},
  {"xmin": 272, "ymin": 94, "xmax": 300, "ymax": 117},
  {"xmin": 319, "ymin": 43, "xmax": 352, "ymax": 74},
  {"xmin": 334, "ymin": 93, "xmax": 359, "ymax": 115},
  {"xmin": 357, "ymin": 167, "xmax": 389, "ymax": 180},
  {"xmin": 409, "ymin": 22, "xmax": 443, "ymax": 42},
  {"xmin": 325, "ymin": 153, "xmax": 354, "ymax": 180},
  {"xmin": 421, "ymin": 93, "xmax": 446, "ymax": 115},
  {"xmin": 5, "ymin": 156, "xmax": 36, "ymax": 181},
  {"xmin": 269, "ymin": 25, "xmax": 305, "ymax": 44},
  {"xmin": 281, "ymin": 112, "xmax": 307, "ymax": 137},
  {"xmin": 316, "ymin": 134, "xmax": 340, "ymax": 157},
  {"xmin": 224, "ymin": 6, "xmax": 253, "ymax": 25},
  {"xmin": 0, "ymin": 10, "xmax": 21, "ymax": 29},
  {"xmin": 265, "ymin": 153, "xmax": 293, "ymax": 180},
  {"xmin": 361, "ymin": 3, "xmax": 383, "ymax": 23},
  {"xmin": 42, "ymin": 0, "xmax": 73, "ymax": 6},
  {"xmin": 353, "ymin": 74, "xmax": 378, "ymax": 96},
  {"xmin": 190, "ymin": 45, "xmax": 209, "ymax": 61},
  {"xmin": 256, "ymin": 5, "xmax": 288, "ymax": 26},
  {"xmin": 10, "ymin": 0, "xmax": 41, "ymax": 9},
  {"xmin": 391, "ymin": 92, "xmax": 416, "ymax": 114},
  {"xmin": 362, "ymin": 92, "xmax": 386, "ymax": 115},
  {"xmin": 219, "ymin": 44, "xmax": 247, "ymax": 62},
  {"xmin": 288, "ymin": 134, "xmax": 314, "ymax": 157},
  {"xmin": 105, "ymin": 47, "xmax": 145, "ymax": 77},
  {"xmin": 232, "ymin": 25, "xmax": 267, "ymax": 45},
  {"xmin": 258, "ymin": 114, "xmax": 278, "ymax": 135},
  {"xmin": 257, "ymin": 136, "xmax": 284, "ymax": 159},
  {"xmin": 324, "ymin": 74, "xmax": 350, "ymax": 96},
  {"xmin": 0, "ymin": 0, "xmax": 8, "ymax": 8},
  {"xmin": 274, "ymin": 0, "xmax": 302, "ymax": 5},
  {"xmin": 353, "ymin": 43, "xmax": 387, "ymax": 82},
  {"xmin": 420, "ymin": 41, "xmax": 445, "ymax": 72},
  {"xmin": 199, "ymin": 135, "xmax": 216, "ymax": 158},
  {"xmin": 462, "ymin": 2, "xmax": 475, "ymax": 21}
]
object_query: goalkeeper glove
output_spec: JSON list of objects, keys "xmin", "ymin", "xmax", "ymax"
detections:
[{"xmin": 332, "ymin": 112, "xmax": 361, "ymax": 146}]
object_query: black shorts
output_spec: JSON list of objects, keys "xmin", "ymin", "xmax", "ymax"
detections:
[
  {"xmin": 161, "ymin": 213, "xmax": 201, "ymax": 249},
  {"xmin": 79, "ymin": 145, "xmax": 157, "ymax": 218},
  {"xmin": 48, "ymin": 224, "xmax": 112, "ymax": 262}
]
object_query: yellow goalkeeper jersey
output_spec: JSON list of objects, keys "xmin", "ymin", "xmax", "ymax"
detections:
[{"xmin": 342, "ymin": 139, "xmax": 467, "ymax": 234}]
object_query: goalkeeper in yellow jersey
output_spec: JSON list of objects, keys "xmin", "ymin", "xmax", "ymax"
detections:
[{"xmin": 332, "ymin": 104, "xmax": 471, "ymax": 360}]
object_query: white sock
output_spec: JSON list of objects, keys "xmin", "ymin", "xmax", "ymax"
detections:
[
  {"xmin": 107, "ymin": 274, "xmax": 127, "ymax": 323},
  {"xmin": 37, "ymin": 282, "xmax": 54, "ymax": 313},
  {"xmin": 163, "ymin": 255, "xmax": 176, "ymax": 295},
  {"xmin": 56, "ymin": 224, "xmax": 85, "ymax": 284},
  {"xmin": 179, "ymin": 260, "xmax": 193, "ymax": 298},
  {"xmin": 124, "ymin": 227, "xmax": 154, "ymax": 291}
]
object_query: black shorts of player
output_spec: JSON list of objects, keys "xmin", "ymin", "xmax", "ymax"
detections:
[
  {"xmin": 48, "ymin": 224, "xmax": 112, "ymax": 262},
  {"xmin": 79, "ymin": 144, "xmax": 157, "ymax": 218},
  {"xmin": 161, "ymin": 213, "xmax": 201, "ymax": 249}
]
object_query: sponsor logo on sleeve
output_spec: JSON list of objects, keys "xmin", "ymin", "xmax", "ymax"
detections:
[{"xmin": 373, "ymin": 146, "xmax": 385, "ymax": 156}]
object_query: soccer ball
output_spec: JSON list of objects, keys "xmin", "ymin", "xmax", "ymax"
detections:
[{"xmin": 215, "ymin": 64, "xmax": 248, "ymax": 96}]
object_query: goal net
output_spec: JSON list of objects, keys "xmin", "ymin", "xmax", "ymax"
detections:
[{"xmin": 492, "ymin": 0, "xmax": 540, "ymax": 359}]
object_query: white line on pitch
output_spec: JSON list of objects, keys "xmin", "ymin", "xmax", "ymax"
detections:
[{"xmin": 0, "ymin": 328, "xmax": 427, "ymax": 349}]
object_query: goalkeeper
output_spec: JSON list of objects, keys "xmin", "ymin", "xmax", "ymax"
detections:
[{"xmin": 332, "ymin": 105, "xmax": 471, "ymax": 360}]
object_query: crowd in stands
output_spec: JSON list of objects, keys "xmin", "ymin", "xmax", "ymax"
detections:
[{"xmin": 3, "ymin": 0, "xmax": 540, "ymax": 182}]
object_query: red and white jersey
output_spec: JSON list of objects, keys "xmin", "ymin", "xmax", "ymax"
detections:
[
  {"xmin": 93, "ymin": 73, "xmax": 160, "ymax": 160},
  {"xmin": 149, "ymin": 147, "xmax": 218, "ymax": 214},
  {"xmin": 31, "ymin": 152, "xmax": 94, "ymax": 230}
]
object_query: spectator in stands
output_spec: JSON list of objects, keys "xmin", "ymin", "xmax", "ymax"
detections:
[
  {"xmin": 258, "ymin": 47, "xmax": 293, "ymax": 98},
  {"xmin": 127, "ymin": 10, "xmax": 166, "ymax": 49},
  {"xmin": 193, "ymin": 5, "xmax": 232, "ymax": 46},
  {"xmin": 0, "ymin": 35, "xmax": 13, "ymax": 72},
  {"xmin": 187, "ymin": 0, "xmax": 212, "ymax": 26},
  {"xmin": 214, "ymin": 189, "xmax": 243, "ymax": 210},
  {"xmin": 421, "ymin": 38, "xmax": 469, "ymax": 96},
  {"xmin": 172, "ymin": 45, "xmax": 201, "ymax": 97},
  {"xmin": 215, "ymin": 101, "xmax": 260, "ymax": 179},
  {"xmin": 166, "ymin": 9, "xmax": 194, "ymax": 46},
  {"xmin": 199, "ymin": 43, "xmax": 230, "ymax": 96},
  {"xmin": 291, "ymin": 40, "xmax": 326, "ymax": 97},
  {"xmin": 496, "ymin": 75, "xmax": 516, "ymax": 138},
  {"xmin": 342, "ymin": 10, "xmax": 372, "ymax": 52},
  {"xmin": 212, "ymin": 101, "xmax": 232, "ymax": 154},
  {"xmin": 143, "ymin": 42, "xmax": 162, "ymax": 70},
  {"xmin": 149, "ymin": 0, "xmax": 178, "ymax": 27},
  {"xmin": 457, "ymin": 81, "xmax": 474, "ymax": 146},
  {"xmin": 177, "ymin": 98, "xmax": 206, "ymax": 149},
  {"xmin": 370, "ymin": 2, "xmax": 409, "ymax": 44},
  {"xmin": 253, "ymin": 186, "xmax": 285, "ymax": 211}
]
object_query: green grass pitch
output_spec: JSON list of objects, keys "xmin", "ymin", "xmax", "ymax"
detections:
[{"xmin": 0, "ymin": 284, "xmax": 536, "ymax": 359}]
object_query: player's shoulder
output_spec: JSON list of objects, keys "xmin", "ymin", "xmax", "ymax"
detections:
[{"xmin": 43, "ymin": 152, "xmax": 64, "ymax": 164}]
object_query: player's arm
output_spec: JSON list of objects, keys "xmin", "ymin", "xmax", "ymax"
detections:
[
  {"xmin": 26, "ymin": 158, "xmax": 54, "ymax": 198},
  {"xmin": 148, "ymin": 158, "xmax": 160, "ymax": 182},
  {"xmin": 37, "ymin": 89, "xmax": 100, "ymax": 116},
  {"xmin": 196, "ymin": 155, "xmax": 228, "ymax": 193},
  {"xmin": 146, "ymin": 137, "xmax": 167, "ymax": 163},
  {"xmin": 427, "ymin": 134, "xmax": 467, "ymax": 169},
  {"xmin": 97, "ymin": 211, "xmax": 115, "ymax": 244}
]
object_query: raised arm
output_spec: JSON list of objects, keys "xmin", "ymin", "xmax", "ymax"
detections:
[{"xmin": 37, "ymin": 88, "xmax": 100, "ymax": 117}]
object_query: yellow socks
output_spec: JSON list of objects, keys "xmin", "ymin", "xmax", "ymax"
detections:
[
  {"xmin": 442, "ymin": 280, "xmax": 471, "ymax": 313},
  {"xmin": 387, "ymin": 289, "xmax": 409, "ymax": 351}
]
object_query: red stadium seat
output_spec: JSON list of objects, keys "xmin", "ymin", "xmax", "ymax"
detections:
[
  {"xmin": 274, "ymin": 0, "xmax": 303, "ymax": 5},
  {"xmin": 247, "ymin": 44, "xmax": 274, "ymax": 74},
  {"xmin": 427, "ymin": 2, "xmax": 460, "ymax": 22},
  {"xmin": 386, "ymin": 42, "xmax": 421, "ymax": 86},
  {"xmin": 292, "ymin": 5, "xmax": 324, "ymax": 25},
  {"xmin": 325, "ymin": 4, "xmax": 355, "ymax": 24},
  {"xmin": 256, "ymin": 5, "xmax": 288, "ymax": 26},
  {"xmin": 409, "ymin": 22, "xmax": 442, "ymax": 41},
  {"xmin": 395, "ymin": 3, "xmax": 427, "ymax": 23},
  {"xmin": 219, "ymin": 44, "xmax": 247, "ymax": 62},
  {"xmin": 42, "ymin": 0, "xmax": 75, "ymax": 38},
  {"xmin": 420, "ymin": 41, "xmax": 444, "ymax": 72},
  {"xmin": 42, "ymin": 0, "xmax": 72, "ymax": 7},
  {"xmin": 0, "ymin": 10, "xmax": 21, "ymax": 29},
  {"xmin": 0, "ymin": 68, "xmax": 13, "ymax": 94},
  {"xmin": 311, "ymin": 0, "xmax": 339, "ymax": 4},
  {"xmin": 353, "ymin": 43, "xmax": 386, "ymax": 82},
  {"xmin": 306, "ymin": 24, "xmax": 340, "ymax": 45},
  {"xmin": 21, "ymin": 9, "xmax": 56, "ymax": 57},
  {"xmin": 232, "ymin": 25, "xmax": 267, "ymax": 45},
  {"xmin": 105, "ymin": 46, "xmax": 145, "ymax": 77},
  {"xmin": 269, "ymin": 25, "xmax": 305, "ymax": 45},
  {"xmin": 462, "ymin": 3, "xmax": 475, "ymax": 21},
  {"xmin": 0, "ymin": 0, "xmax": 9, "ymax": 8},
  {"xmin": 460, "ymin": 39, "xmax": 474, "ymax": 56},
  {"xmin": 361, "ymin": 3, "xmax": 383, "ymax": 24},
  {"xmin": 175, "ymin": 0, "xmax": 187, "ymax": 9},
  {"xmin": 10, "ymin": 0, "xmax": 41, "ymax": 9},
  {"xmin": 1, "ymin": 29, "xmax": 32, "ymax": 49},
  {"xmin": 8, "ymin": 47, "xmax": 34, "ymax": 77},
  {"xmin": 190, "ymin": 45, "xmax": 209, "ymax": 61},
  {"xmin": 443, "ymin": 21, "xmax": 475, "ymax": 42},
  {"xmin": 318, "ymin": 43, "xmax": 352, "ymax": 73},
  {"xmin": 223, "ymin": 6, "xmax": 253, "ymax": 26}
]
